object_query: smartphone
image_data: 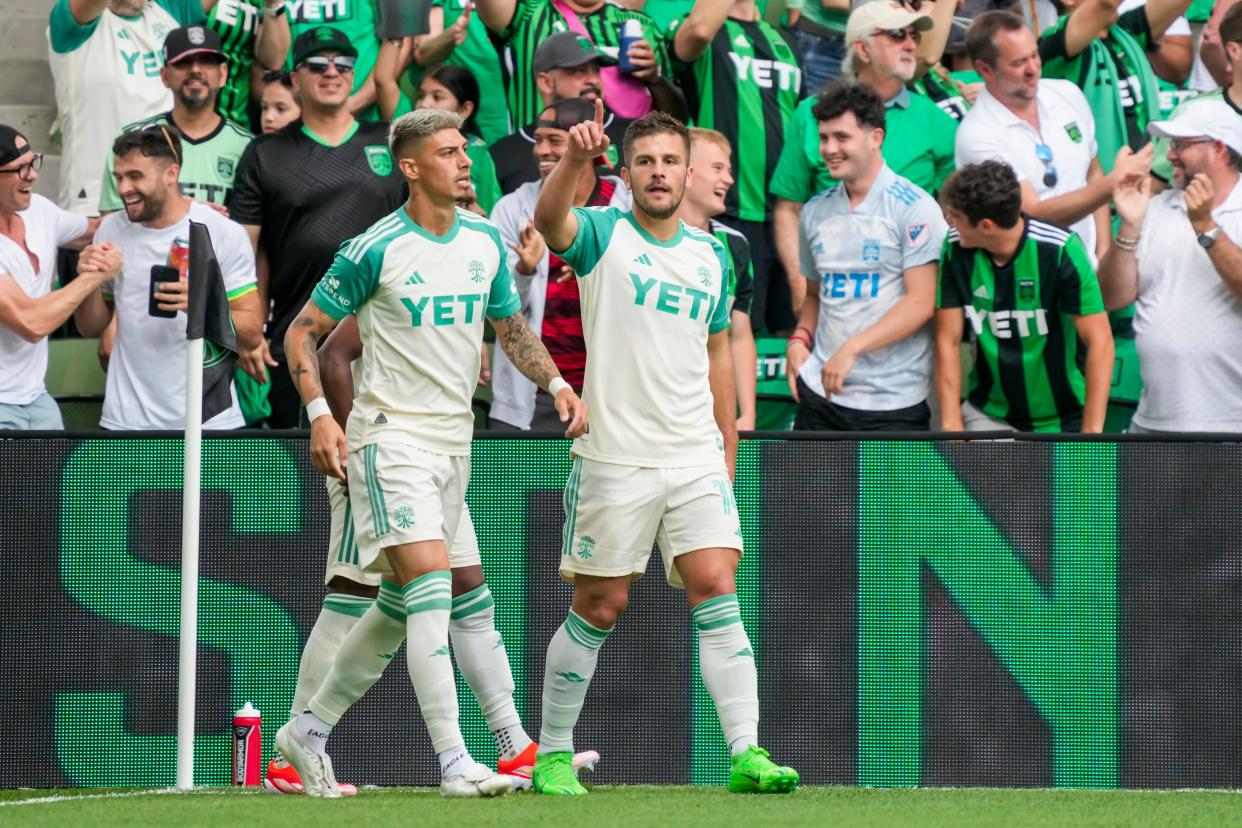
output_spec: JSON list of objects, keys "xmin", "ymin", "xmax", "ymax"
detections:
[{"xmin": 149, "ymin": 265, "xmax": 180, "ymax": 319}]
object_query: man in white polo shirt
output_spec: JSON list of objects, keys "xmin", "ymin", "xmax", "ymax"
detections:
[
  {"xmin": 74, "ymin": 125, "xmax": 265, "ymax": 430},
  {"xmin": 956, "ymin": 10, "xmax": 1152, "ymax": 262},
  {"xmin": 1098, "ymin": 101, "xmax": 1242, "ymax": 432},
  {"xmin": 0, "ymin": 125, "xmax": 108, "ymax": 429}
]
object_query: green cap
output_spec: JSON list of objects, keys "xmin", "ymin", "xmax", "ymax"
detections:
[{"xmin": 292, "ymin": 26, "xmax": 359, "ymax": 67}]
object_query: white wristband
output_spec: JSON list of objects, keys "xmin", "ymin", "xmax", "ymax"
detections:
[
  {"xmin": 305, "ymin": 397, "xmax": 332, "ymax": 423},
  {"xmin": 548, "ymin": 377, "xmax": 571, "ymax": 397}
]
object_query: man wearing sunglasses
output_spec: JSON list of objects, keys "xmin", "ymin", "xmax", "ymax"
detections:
[
  {"xmin": 1098, "ymin": 102, "xmax": 1242, "ymax": 433},
  {"xmin": 956, "ymin": 11, "xmax": 1152, "ymax": 264},
  {"xmin": 773, "ymin": 1, "xmax": 956, "ymax": 319},
  {"xmin": 229, "ymin": 26, "xmax": 405, "ymax": 429},
  {"xmin": 0, "ymin": 125, "xmax": 107, "ymax": 429}
]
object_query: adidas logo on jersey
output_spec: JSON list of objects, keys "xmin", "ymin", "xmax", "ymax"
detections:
[
  {"xmin": 733, "ymin": 33, "xmax": 749, "ymax": 48},
  {"xmin": 974, "ymin": 284, "xmax": 991, "ymax": 300},
  {"xmin": 374, "ymin": 412, "xmax": 388, "ymax": 424},
  {"xmin": 633, "ymin": 253, "xmax": 653, "ymax": 266},
  {"xmin": 405, "ymin": 272, "xmax": 425, "ymax": 286}
]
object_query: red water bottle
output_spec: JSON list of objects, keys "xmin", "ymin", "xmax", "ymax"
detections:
[{"xmin": 232, "ymin": 703, "xmax": 262, "ymax": 786}]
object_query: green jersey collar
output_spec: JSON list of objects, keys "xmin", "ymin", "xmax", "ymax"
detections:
[
  {"xmin": 623, "ymin": 212, "xmax": 685, "ymax": 247},
  {"xmin": 397, "ymin": 204, "xmax": 462, "ymax": 244},
  {"xmin": 300, "ymin": 120, "xmax": 360, "ymax": 148}
]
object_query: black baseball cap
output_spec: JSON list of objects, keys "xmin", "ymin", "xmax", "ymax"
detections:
[
  {"xmin": 536, "ymin": 97, "xmax": 599, "ymax": 131},
  {"xmin": 292, "ymin": 26, "xmax": 359, "ymax": 67},
  {"xmin": 0, "ymin": 125, "xmax": 31, "ymax": 168},
  {"xmin": 533, "ymin": 31, "xmax": 618, "ymax": 75},
  {"xmin": 163, "ymin": 25, "xmax": 225, "ymax": 64}
]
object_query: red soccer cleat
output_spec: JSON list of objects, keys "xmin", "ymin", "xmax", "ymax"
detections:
[
  {"xmin": 496, "ymin": 742, "xmax": 600, "ymax": 789},
  {"xmin": 264, "ymin": 756, "xmax": 358, "ymax": 796}
]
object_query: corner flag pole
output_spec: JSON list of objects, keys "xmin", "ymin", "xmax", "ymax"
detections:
[{"xmin": 177, "ymin": 297, "xmax": 205, "ymax": 791}]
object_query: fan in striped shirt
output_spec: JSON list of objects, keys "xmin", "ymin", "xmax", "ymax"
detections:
[
  {"xmin": 475, "ymin": 0, "xmax": 685, "ymax": 127},
  {"xmin": 936, "ymin": 161, "xmax": 1115, "ymax": 433}
]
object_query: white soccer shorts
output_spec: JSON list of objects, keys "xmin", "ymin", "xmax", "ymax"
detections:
[{"xmin": 559, "ymin": 456, "xmax": 743, "ymax": 587}]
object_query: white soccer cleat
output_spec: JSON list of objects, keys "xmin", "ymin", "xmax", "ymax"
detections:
[
  {"xmin": 440, "ymin": 762, "xmax": 512, "ymax": 798},
  {"xmin": 274, "ymin": 721, "xmax": 342, "ymax": 798}
]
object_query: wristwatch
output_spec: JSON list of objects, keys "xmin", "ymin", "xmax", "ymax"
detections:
[{"xmin": 1198, "ymin": 225, "xmax": 1223, "ymax": 249}]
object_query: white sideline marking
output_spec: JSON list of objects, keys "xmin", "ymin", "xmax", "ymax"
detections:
[{"xmin": 0, "ymin": 788, "xmax": 231, "ymax": 807}]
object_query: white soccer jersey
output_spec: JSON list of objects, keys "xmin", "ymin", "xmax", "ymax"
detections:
[
  {"xmin": 556, "ymin": 207, "xmax": 732, "ymax": 468},
  {"xmin": 797, "ymin": 165, "xmax": 947, "ymax": 411},
  {"xmin": 95, "ymin": 201, "xmax": 256, "ymax": 429},
  {"xmin": 0, "ymin": 195, "xmax": 88, "ymax": 404},
  {"xmin": 313, "ymin": 207, "xmax": 522, "ymax": 455}
]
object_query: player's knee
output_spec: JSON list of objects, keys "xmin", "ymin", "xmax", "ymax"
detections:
[
  {"xmin": 686, "ymin": 572, "xmax": 736, "ymax": 607},
  {"xmin": 572, "ymin": 590, "xmax": 629, "ymax": 629},
  {"xmin": 451, "ymin": 564, "xmax": 485, "ymax": 596}
]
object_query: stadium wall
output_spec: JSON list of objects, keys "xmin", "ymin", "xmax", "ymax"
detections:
[{"xmin": 1, "ymin": 434, "xmax": 1240, "ymax": 790}]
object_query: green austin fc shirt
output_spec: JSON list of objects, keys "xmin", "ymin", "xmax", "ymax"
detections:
[
  {"xmin": 937, "ymin": 217, "xmax": 1106, "ymax": 432},
  {"xmin": 286, "ymin": 0, "xmax": 380, "ymax": 96},
  {"xmin": 671, "ymin": 15, "xmax": 802, "ymax": 222},
  {"xmin": 1039, "ymin": 8, "xmax": 1161, "ymax": 173},
  {"xmin": 99, "ymin": 112, "xmax": 254, "ymax": 211},
  {"xmin": 207, "ymin": 0, "xmax": 265, "ymax": 123},
  {"xmin": 492, "ymin": 0, "xmax": 671, "ymax": 129},
  {"xmin": 770, "ymin": 86, "xmax": 956, "ymax": 203}
]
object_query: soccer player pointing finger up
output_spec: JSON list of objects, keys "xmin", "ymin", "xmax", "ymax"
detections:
[
  {"xmin": 530, "ymin": 101, "xmax": 799, "ymax": 796},
  {"xmin": 278, "ymin": 108, "xmax": 585, "ymax": 799}
]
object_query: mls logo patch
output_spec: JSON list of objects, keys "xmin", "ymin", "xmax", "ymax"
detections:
[
  {"xmin": 1019, "ymin": 279, "xmax": 1036, "ymax": 300},
  {"xmin": 862, "ymin": 239, "xmax": 880, "ymax": 264},
  {"xmin": 1064, "ymin": 121, "xmax": 1083, "ymax": 143},
  {"xmin": 907, "ymin": 223, "xmax": 928, "ymax": 244},
  {"xmin": 364, "ymin": 145, "xmax": 393, "ymax": 176},
  {"xmin": 216, "ymin": 157, "xmax": 234, "ymax": 178}
]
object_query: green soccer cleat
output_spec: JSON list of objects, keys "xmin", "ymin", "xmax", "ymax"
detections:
[
  {"xmin": 728, "ymin": 746, "xmax": 799, "ymax": 794},
  {"xmin": 532, "ymin": 751, "xmax": 588, "ymax": 795}
]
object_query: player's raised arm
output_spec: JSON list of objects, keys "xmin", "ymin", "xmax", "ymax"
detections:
[
  {"xmin": 533, "ymin": 98, "xmax": 611, "ymax": 253},
  {"xmin": 490, "ymin": 310, "xmax": 588, "ymax": 438},
  {"xmin": 284, "ymin": 299, "xmax": 346, "ymax": 478}
]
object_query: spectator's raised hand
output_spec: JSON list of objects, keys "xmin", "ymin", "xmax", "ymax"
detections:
[
  {"xmin": 512, "ymin": 220, "xmax": 546, "ymax": 275},
  {"xmin": 1185, "ymin": 173, "xmax": 1217, "ymax": 231},
  {"xmin": 626, "ymin": 38, "xmax": 660, "ymax": 81},
  {"xmin": 449, "ymin": 2, "xmax": 472, "ymax": 46},
  {"xmin": 1108, "ymin": 144, "xmax": 1154, "ymax": 190},
  {"xmin": 1113, "ymin": 172, "xmax": 1152, "ymax": 232}
]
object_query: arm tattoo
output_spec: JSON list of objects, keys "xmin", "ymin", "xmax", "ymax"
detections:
[
  {"xmin": 289, "ymin": 314, "xmax": 325, "ymax": 401},
  {"xmin": 495, "ymin": 311, "xmax": 561, "ymax": 391}
]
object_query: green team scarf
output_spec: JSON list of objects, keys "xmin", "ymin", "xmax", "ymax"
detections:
[{"xmin": 1042, "ymin": 16, "xmax": 1162, "ymax": 175}]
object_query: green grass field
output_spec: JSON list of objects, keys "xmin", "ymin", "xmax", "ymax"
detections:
[{"xmin": 4, "ymin": 785, "xmax": 1242, "ymax": 827}]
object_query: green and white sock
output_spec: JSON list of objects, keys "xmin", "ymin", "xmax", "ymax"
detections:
[
  {"xmin": 448, "ymin": 584, "xmax": 531, "ymax": 759},
  {"xmin": 307, "ymin": 582, "xmax": 407, "ymax": 725},
  {"xmin": 403, "ymin": 571, "xmax": 464, "ymax": 754},
  {"xmin": 289, "ymin": 594, "xmax": 374, "ymax": 716},
  {"xmin": 538, "ymin": 610, "xmax": 611, "ymax": 754},
  {"xmin": 692, "ymin": 594, "xmax": 758, "ymax": 756}
]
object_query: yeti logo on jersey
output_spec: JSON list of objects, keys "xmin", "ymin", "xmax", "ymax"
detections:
[
  {"xmin": 467, "ymin": 259, "xmax": 486, "ymax": 283},
  {"xmin": 629, "ymin": 273, "xmax": 717, "ymax": 322},
  {"xmin": 965, "ymin": 306, "xmax": 1050, "ymax": 339},
  {"xmin": 862, "ymin": 239, "xmax": 880, "ymax": 264},
  {"xmin": 822, "ymin": 272, "xmax": 880, "ymax": 299},
  {"xmin": 400, "ymin": 293, "xmax": 489, "ymax": 326},
  {"xmin": 576, "ymin": 536, "xmax": 596, "ymax": 559},
  {"xmin": 726, "ymin": 53, "xmax": 801, "ymax": 92},
  {"xmin": 698, "ymin": 266, "xmax": 713, "ymax": 288},
  {"xmin": 392, "ymin": 505, "xmax": 414, "ymax": 528},
  {"xmin": 288, "ymin": 4, "xmax": 356, "ymax": 24},
  {"xmin": 364, "ymin": 145, "xmax": 392, "ymax": 176}
]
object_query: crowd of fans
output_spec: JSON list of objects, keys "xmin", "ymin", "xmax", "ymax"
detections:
[{"xmin": 1, "ymin": 0, "xmax": 1240, "ymax": 434}]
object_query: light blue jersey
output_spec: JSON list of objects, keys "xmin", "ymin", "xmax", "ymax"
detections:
[{"xmin": 797, "ymin": 165, "xmax": 947, "ymax": 411}]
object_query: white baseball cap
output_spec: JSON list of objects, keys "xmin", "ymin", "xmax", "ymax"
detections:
[
  {"xmin": 843, "ymin": 2, "xmax": 935, "ymax": 74},
  {"xmin": 1147, "ymin": 100, "xmax": 1242, "ymax": 157}
]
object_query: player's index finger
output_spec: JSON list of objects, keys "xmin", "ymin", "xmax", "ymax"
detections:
[{"xmin": 594, "ymin": 97, "xmax": 604, "ymax": 125}]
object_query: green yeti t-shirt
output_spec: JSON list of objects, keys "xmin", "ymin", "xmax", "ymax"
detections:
[
  {"xmin": 770, "ymin": 87, "xmax": 957, "ymax": 202},
  {"xmin": 99, "ymin": 113, "xmax": 254, "ymax": 211}
]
